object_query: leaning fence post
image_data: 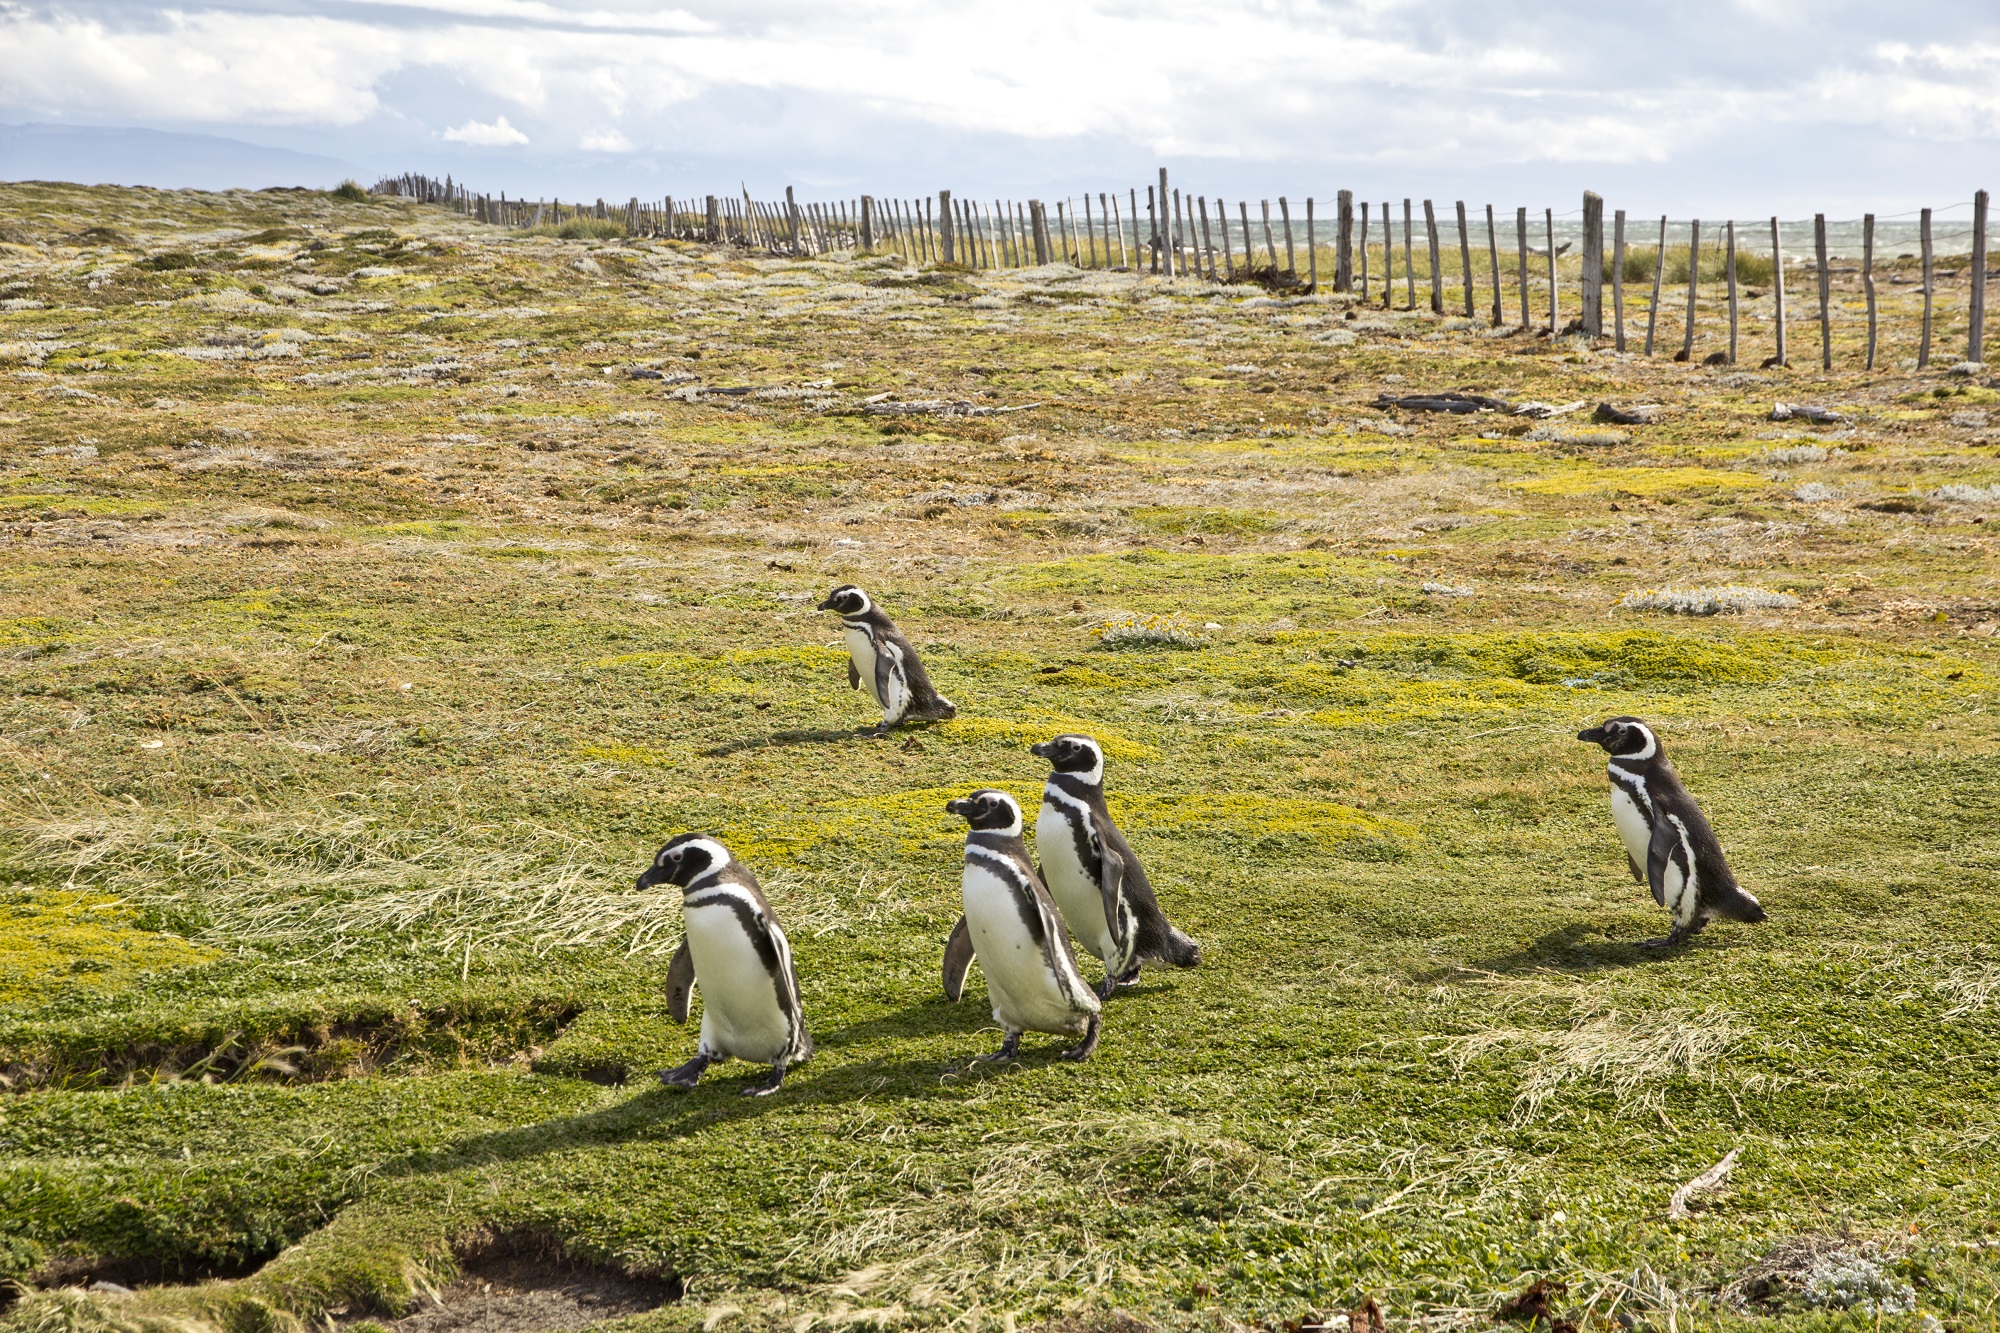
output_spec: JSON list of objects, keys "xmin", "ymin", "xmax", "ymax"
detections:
[
  {"xmin": 1612, "ymin": 209, "xmax": 1627, "ymax": 351},
  {"xmin": 1863, "ymin": 214, "xmax": 1877, "ymax": 371},
  {"xmin": 1681, "ymin": 219, "xmax": 1701, "ymax": 360},
  {"xmin": 1971, "ymin": 189, "xmax": 1990, "ymax": 365},
  {"xmin": 1815, "ymin": 213, "xmax": 1832, "ymax": 371},
  {"xmin": 1031, "ymin": 200, "xmax": 1052, "ymax": 265},
  {"xmin": 1486, "ymin": 205, "xmax": 1502, "ymax": 327},
  {"xmin": 1158, "ymin": 169, "xmax": 1174, "ymax": 277},
  {"xmin": 1646, "ymin": 217, "xmax": 1667, "ymax": 354},
  {"xmin": 1545, "ymin": 208, "xmax": 1559, "ymax": 333},
  {"xmin": 1919, "ymin": 208, "xmax": 1934, "ymax": 369},
  {"xmin": 1455, "ymin": 201, "xmax": 1474, "ymax": 318},
  {"xmin": 1581, "ymin": 191, "xmax": 1604, "ymax": 338},
  {"xmin": 1307, "ymin": 197, "xmax": 1318, "ymax": 292},
  {"xmin": 1422, "ymin": 200, "xmax": 1442, "ymax": 313},
  {"xmin": 1403, "ymin": 199, "xmax": 1417, "ymax": 310},
  {"xmin": 1516, "ymin": 206, "xmax": 1530, "ymax": 327},
  {"xmin": 1359, "ymin": 202, "xmax": 1371, "ymax": 301},
  {"xmin": 785, "ymin": 186, "xmax": 802, "ymax": 254},
  {"xmin": 1279, "ymin": 196, "xmax": 1296, "ymax": 277},
  {"xmin": 1727, "ymin": 220, "xmax": 1739, "ymax": 365},
  {"xmin": 1771, "ymin": 217, "xmax": 1787, "ymax": 367},
  {"xmin": 1336, "ymin": 190, "xmax": 1354, "ymax": 291}
]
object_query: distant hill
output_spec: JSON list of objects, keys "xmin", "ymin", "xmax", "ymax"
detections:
[{"xmin": 0, "ymin": 122, "xmax": 359, "ymax": 191}]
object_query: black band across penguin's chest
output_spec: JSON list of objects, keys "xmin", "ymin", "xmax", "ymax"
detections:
[{"xmin": 1045, "ymin": 779, "xmax": 1104, "ymax": 882}]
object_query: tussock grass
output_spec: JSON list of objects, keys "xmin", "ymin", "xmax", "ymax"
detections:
[{"xmin": 1, "ymin": 181, "xmax": 1997, "ymax": 1331}]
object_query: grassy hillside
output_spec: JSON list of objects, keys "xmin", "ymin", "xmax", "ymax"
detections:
[{"xmin": 0, "ymin": 182, "xmax": 1996, "ymax": 1333}]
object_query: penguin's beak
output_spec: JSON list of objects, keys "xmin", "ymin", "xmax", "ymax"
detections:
[
  {"xmin": 944, "ymin": 798, "xmax": 972, "ymax": 819},
  {"xmin": 635, "ymin": 867, "xmax": 660, "ymax": 890},
  {"xmin": 816, "ymin": 595, "xmax": 839, "ymax": 611},
  {"xmin": 1576, "ymin": 725, "xmax": 1608, "ymax": 745},
  {"xmin": 1028, "ymin": 740, "xmax": 1053, "ymax": 759}
]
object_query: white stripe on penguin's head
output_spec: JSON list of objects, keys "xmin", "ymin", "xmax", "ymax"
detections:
[
  {"xmin": 637, "ymin": 833, "xmax": 733, "ymax": 891},
  {"xmin": 1579, "ymin": 715, "xmax": 1658, "ymax": 762},
  {"xmin": 817, "ymin": 584, "xmax": 871, "ymax": 617},
  {"xmin": 1030, "ymin": 733, "xmax": 1105, "ymax": 786},
  {"xmin": 946, "ymin": 789, "xmax": 1024, "ymax": 836}
]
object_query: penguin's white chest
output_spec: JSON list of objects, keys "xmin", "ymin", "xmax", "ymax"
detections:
[
  {"xmin": 961, "ymin": 860, "xmax": 1093, "ymax": 1035},
  {"xmin": 684, "ymin": 898, "xmax": 792, "ymax": 1062},
  {"xmin": 1609, "ymin": 783, "xmax": 1652, "ymax": 870},
  {"xmin": 843, "ymin": 626, "xmax": 880, "ymax": 705},
  {"xmin": 1036, "ymin": 801, "xmax": 1119, "ymax": 964}
]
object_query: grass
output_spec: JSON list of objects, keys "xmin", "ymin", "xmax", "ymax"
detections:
[{"xmin": 0, "ymin": 181, "xmax": 1997, "ymax": 1333}]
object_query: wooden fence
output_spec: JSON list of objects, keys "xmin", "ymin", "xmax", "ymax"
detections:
[{"xmin": 370, "ymin": 172, "xmax": 1993, "ymax": 369}]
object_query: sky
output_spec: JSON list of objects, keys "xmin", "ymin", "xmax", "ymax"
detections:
[{"xmin": 1, "ymin": 0, "xmax": 1998, "ymax": 216}]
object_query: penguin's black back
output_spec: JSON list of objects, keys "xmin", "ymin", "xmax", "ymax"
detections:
[
  {"xmin": 1616, "ymin": 753, "xmax": 1766, "ymax": 924},
  {"xmin": 1047, "ymin": 773, "xmax": 1200, "ymax": 967}
]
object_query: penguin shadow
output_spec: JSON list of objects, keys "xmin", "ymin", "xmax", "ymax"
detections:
[
  {"xmin": 699, "ymin": 725, "xmax": 876, "ymax": 757},
  {"xmin": 389, "ymin": 1004, "xmax": 1011, "ymax": 1179},
  {"xmin": 1432, "ymin": 921, "xmax": 1706, "ymax": 980}
]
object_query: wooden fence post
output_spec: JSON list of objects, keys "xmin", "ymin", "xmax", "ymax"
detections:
[
  {"xmin": 1109, "ymin": 194, "xmax": 1126, "ymax": 268},
  {"xmin": 1279, "ymin": 196, "xmax": 1296, "ymax": 277},
  {"xmin": 1157, "ymin": 169, "xmax": 1174, "ymax": 277},
  {"xmin": 1403, "ymin": 199, "xmax": 1417, "ymax": 310},
  {"xmin": 1083, "ymin": 195, "xmax": 1097, "ymax": 267},
  {"xmin": 707, "ymin": 195, "xmax": 722, "ymax": 243},
  {"xmin": 1359, "ymin": 202, "xmax": 1371, "ymax": 300},
  {"xmin": 1726, "ymin": 220, "xmax": 1739, "ymax": 365},
  {"xmin": 785, "ymin": 186, "xmax": 801, "ymax": 254},
  {"xmin": 1486, "ymin": 205, "xmax": 1502, "ymax": 327},
  {"xmin": 1456, "ymin": 200, "xmax": 1474, "ymax": 318},
  {"xmin": 1032, "ymin": 200, "xmax": 1052, "ymax": 265},
  {"xmin": 1612, "ymin": 209, "xmax": 1627, "ymax": 351},
  {"xmin": 1336, "ymin": 189, "xmax": 1354, "ymax": 291},
  {"xmin": 1815, "ymin": 212, "xmax": 1832, "ymax": 371},
  {"xmin": 1582, "ymin": 191, "xmax": 1604, "ymax": 338},
  {"xmin": 1516, "ymin": 206, "xmax": 1530, "ymax": 327},
  {"xmin": 1646, "ymin": 217, "xmax": 1667, "ymax": 354},
  {"xmin": 1680, "ymin": 219, "xmax": 1700, "ymax": 360},
  {"xmin": 1422, "ymin": 200, "xmax": 1442, "ymax": 313},
  {"xmin": 1863, "ymin": 214, "xmax": 1877, "ymax": 371},
  {"xmin": 859, "ymin": 196, "xmax": 874, "ymax": 250},
  {"xmin": 1307, "ymin": 197, "xmax": 1318, "ymax": 291},
  {"xmin": 938, "ymin": 190, "xmax": 955, "ymax": 264},
  {"xmin": 1919, "ymin": 207, "xmax": 1933, "ymax": 369},
  {"xmin": 1971, "ymin": 188, "xmax": 1990, "ymax": 365},
  {"xmin": 1771, "ymin": 217, "xmax": 1787, "ymax": 367},
  {"xmin": 1545, "ymin": 208, "xmax": 1559, "ymax": 333},
  {"xmin": 1261, "ymin": 200, "xmax": 1278, "ymax": 272}
]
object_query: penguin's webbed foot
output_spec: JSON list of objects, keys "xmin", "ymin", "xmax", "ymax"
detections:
[
  {"xmin": 1061, "ymin": 1012, "xmax": 1102, "ymax": 1063},
  {"xmin": 1096, "ymin": 974, "xmax": 1118, "ymax": 1000},
  {"xmin": 971, "ymin": 1031, "xmax": 1022, "ymax": 1065},
  {"xmin": 740, "ymin": 1061, "xmax": 788, "ymax": 1098},
  {"xmin": 657, "ymin": 1053, "xmax": 712, "ymax": 1090}
]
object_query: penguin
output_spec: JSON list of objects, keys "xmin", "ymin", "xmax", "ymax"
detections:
[
  {"xmin": 1028, "ymin": 734, "xmax": 1201, "ymax": 997},
  {"xmin": 638, "ymin": 834, "xmax": 812, "ymax": 1095},
  {"xmin": 1576, "ymin": 717, "xmax": 1768, "ymax": 948},
  {"xmin": 940, "ymin": 789, "xmax": 1102, "ymax": 1062},
  {"xmin": 816, "ymin": 585, "xmax": 957, "ymax": 733}
]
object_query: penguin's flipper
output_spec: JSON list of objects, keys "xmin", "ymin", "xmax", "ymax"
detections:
[
  {"xmin": 1626, "ymin": 852, "xmax": 1645, "ymax": 884},
  {"xmin": 1097, "ymin": 840, "xmax": 1128, "ymax": 942},
  {"xmin": 876, "ymin": 643, "xmax": 912, "ymax": 727},
  {"xmin": 942, "ymin": 914, "xmax": 975, "ymax": 1001},
  {"xmin": 848, "ymin": 658, "xmax": 860, "ymax": 691},
  {"xmin": 1644, "ymin": 819, "xmax": 1677, "ymax": 909},
  {"xmin": 665, "ymin": 939, "xmax": 696, "ymax": 1023}
]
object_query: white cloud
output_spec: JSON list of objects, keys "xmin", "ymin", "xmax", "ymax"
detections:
[
  {"xmin": 443, "ymin": 114, "xmax": 529, "ymax": 145},
  {"xmin": 0, "ymin": 1, "xmax": 1994, "ymax": 208}
]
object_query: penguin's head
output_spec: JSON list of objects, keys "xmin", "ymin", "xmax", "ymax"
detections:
[
  {"xmin": 817, "ymin": 585, "xmax": 871, "ymax": 616},
  {"xmin": 636, "ymin": 833, "xmax": 731, "ymax": 890},
  {"xmin": 1577, "ymin": 716, "xmax": 1659, "ymax": 760},
  {"xmin": 945, "ymin": 789, "xmax": 1023, "ymax": 835},
  {"xmin": 1030, "ymin": 734, "xmax": 1105, "ymax": 785}
]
